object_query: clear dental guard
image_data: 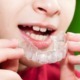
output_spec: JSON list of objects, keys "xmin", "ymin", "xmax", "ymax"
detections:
[{"xmin": 19, "ymin": 32, "xmax": 67, "ymax": 64}]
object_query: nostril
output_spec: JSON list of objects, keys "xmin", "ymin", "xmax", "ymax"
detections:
[
  {"xmin": 37, "ymin": 7, "xmax": 47, "ymax": 13},
  {"xmin": 33, "ymin": 1, "xmax": 61, "ymax": 16}
]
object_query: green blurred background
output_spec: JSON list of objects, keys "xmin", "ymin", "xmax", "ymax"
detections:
[
  {"xmin": 67, "ymin": 0, "xmax": 80, "ymax": 33},
  {"xmin": 67, "ymin": 0, "xmax": 80, "ymax": 55}
]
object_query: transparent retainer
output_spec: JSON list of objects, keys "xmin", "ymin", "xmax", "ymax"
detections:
[{"xmin": 19, "ymin": 32, "xmax": 67, "ymax": 64}]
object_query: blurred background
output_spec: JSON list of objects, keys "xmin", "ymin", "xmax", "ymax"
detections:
[
  {"xmin": 69, "ymin": 0, "xmax": 80, "ymax": 70},
  {"xmin": 67, "ymin": 0, "xmax": 80, "ymax": 33}
]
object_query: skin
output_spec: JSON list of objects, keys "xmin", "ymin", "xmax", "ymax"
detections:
[{"xmin": 0, "ymin": 0, "xmax": 80, "ymax": 80}]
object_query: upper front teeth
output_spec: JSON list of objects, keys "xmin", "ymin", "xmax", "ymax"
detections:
[
  {"xmin": 40, "ymin": 28, "xmax": 47, "ymax": 32},
  {"xmin": 33, "ymin": 26, "xmax": 40, "ymax": 31},
  {"xmin": 33, "ymin": 26, "xmax": 47, "ymax": 32}
]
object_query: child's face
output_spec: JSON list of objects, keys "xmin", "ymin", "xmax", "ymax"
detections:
[{"xmin": 0, "ymin": 0, "xmax": 76, "ymax": 66}]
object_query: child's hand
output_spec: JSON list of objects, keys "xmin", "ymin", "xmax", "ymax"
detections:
[
  {"xmin": 60, "ymin": 32, "xmax": 80, "ymax": 80},
  {"xmin": 0, "ymin": 39, "xmax": 24, "ymax": 80}
]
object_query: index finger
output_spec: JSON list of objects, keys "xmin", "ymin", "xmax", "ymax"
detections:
[
  {"xmin": 0, "ymin": 39, "xmax": 18, "ymax": 48},
  {"xmin": 67, "ymin": 32, "xmax": 80, "ymax": 42}
]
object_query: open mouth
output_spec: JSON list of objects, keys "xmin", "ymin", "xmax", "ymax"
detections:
[{"xmin": 18, "ymin": 24, "xmax": 56, "ymax": 49}]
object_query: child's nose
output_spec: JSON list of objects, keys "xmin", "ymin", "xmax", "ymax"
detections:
[{"xmin": 32, "ymin": 0, "xmax": 60, "ymax": 16}]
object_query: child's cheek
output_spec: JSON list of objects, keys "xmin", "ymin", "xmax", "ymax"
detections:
[
  {"xmin": 0, "ymin": 0, "xmax": 25, "ymax": 18},
  {"xmin": 59, "ymin": 0, "xmax": 75, "ymax": 21}
]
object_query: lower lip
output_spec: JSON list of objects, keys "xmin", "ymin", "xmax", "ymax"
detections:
[{"xmin": 20, "ymin": 31, "xmax": 52, "ymax": 49}]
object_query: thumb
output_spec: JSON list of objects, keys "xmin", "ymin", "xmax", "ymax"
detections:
[{"xmin": 60, "ymin": 52, "xmax": 76, "ymax": 80}]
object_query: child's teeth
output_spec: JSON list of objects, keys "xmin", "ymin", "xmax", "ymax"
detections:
[
  {"xmin": 26, "ymin": 32, "xmax": 30, "ymax": 36},
  {"xmin": 40, "ymin": 28, "xmax": 47, "ymax": 32},
  {"xmin": 43, "ymin": 36, "xmax": 48, "ymax": 40},
  {"xmin": 33, "ymin": 26, "xmax": 47, "ymax": 32},
  {"xmin": 37, "ymin": 35, "xmax": 44, "ymax": 40},
  {"xmin": 35, "ymin": 35, "xmax": 41, "ymax": 40},
  {"xmin": 30, "ymin": 33, "xmax": 35, "ymax": 39},
  {"xmin": 33, "ymin": 26, "xmax": 40, "ymax": 31},
  {"xmin": 30, "ymin": 33, "xmax": 47, "ymax": 41}
]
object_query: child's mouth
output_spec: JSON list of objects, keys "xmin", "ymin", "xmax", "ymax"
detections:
[{"xmin": 18, "ymin": 23, "xmax": 56, "ymax": 49}]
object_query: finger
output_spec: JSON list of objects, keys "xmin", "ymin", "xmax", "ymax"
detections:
[
  {"xmin": 0, "ymin": 48, "xmax": 24, "ymax": 63},
  {"xmin": 67, "ymin": 32, "xmax": 80, "ymax": 42},
  {"xmin": 68, "ymin": 41, "xmax": 80, "ymax": 52},
  {"xmin": 0, "ymin": 69, "xmax": 22, "ymax": 80},
  {"xmin": 0, "ymin": 59, "xmax": 19, "ymax": 72},
  {"xmin": 0, "ymin": 39, "xmax": 18, "ymax": 48},
  {"xmin": 60, "ymin": 53, "xmax": 76, "ymax": 80},
  {"xmin": 68, "ymin": 55, "xmax": 80, "ymax": 65},
  {"xmin": 78, "ymin": 78, "xmax": 80, "ymax": 80}
]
